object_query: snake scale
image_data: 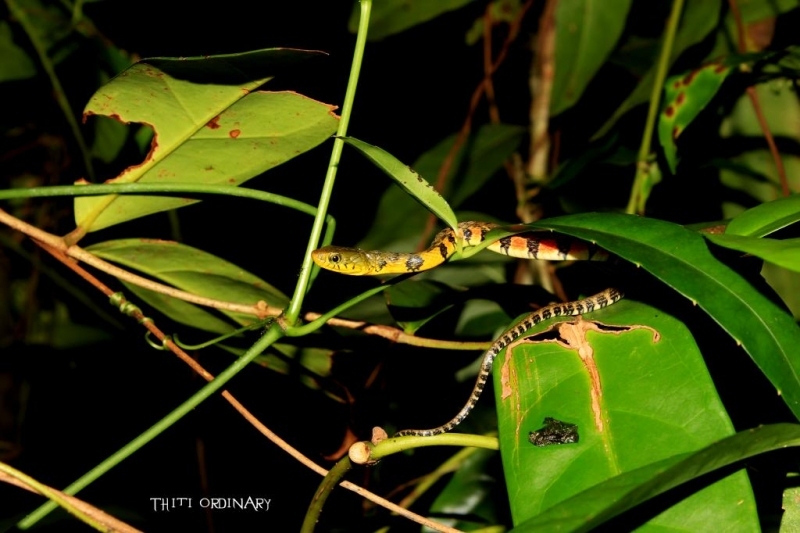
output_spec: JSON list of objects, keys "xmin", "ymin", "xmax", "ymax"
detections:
[
  {"xmin": 312, "ymin": 221, "xmax": 609, "ymax": 275},
  {"xmin": 311, "ymin": 221, "xmax": 622, "ymax": 437}
]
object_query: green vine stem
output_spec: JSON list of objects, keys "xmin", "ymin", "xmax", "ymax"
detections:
[
  {"xmin": 285, "ymin": 0, "xmax": 372, "ymax": 325},
  {"xmin": 5, "ymin": 0, "xmax": 95, "ymax": 180},
  {"xmin": 0, "ymin": 182, "xmax": 327, "ymax": 221},
  {"xmin": 625, "ymin": 0, "xmax": 685, "ymax": 215},
  {"xmin": 301, "ymin": 456, "xmax": 353, "ymax": 533},
  {"xmin": 350, "ymin": 434, "xmax": 500, "ymax": 466}
]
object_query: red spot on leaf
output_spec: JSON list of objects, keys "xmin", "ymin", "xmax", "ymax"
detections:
[
  {"xmin": 230, "ymin": 129, "xmax": 241, "ymax": 138},
  {"xmin": 206, "ymin": 116, "xmax": 221, "ymax": 129},
  {"xmin": 205, "ymin": 166, "xmax": 214, "ymax": 171},
  {"xmin": 673, "ymin": 80, "xmax": 682, "ymax": 89},
  {"xmin": 672, "ymin": 126, "xmax": 681, "ymax": 139},
  {"xmin": 714, "ymin": 64, "xmax": 728, "ymax": 74},
  {"xmin": 665, "ymin": 105, "xmax": 675, "ymax": 118},
  {"xmin": 683, "ymin": 70, "xmax": 698, "ymax": 85},
  {"xmin": 228, "ymin": 178, "xmax": 236, "ymax": 184},
  {"xmin": 676, "ymin": 92, "xmax": 685, "ymax": 106}
]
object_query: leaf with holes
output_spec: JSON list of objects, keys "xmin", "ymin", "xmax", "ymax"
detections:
[
  {"xmin": 497, "ymin": 299, "xmax": 756, "ymax": 528},
  {"xmin": 75, "ymin": 49, "xmax": 338, "ymax": 233}
]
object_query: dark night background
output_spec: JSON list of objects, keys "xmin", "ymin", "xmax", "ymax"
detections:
[
  {"xmin": 1, "ymin": 1, "xmax": 529, "ymax": 531},
  {"xmin": 3, "ymin": 1, "xmax": 799, "ymax": 531}
]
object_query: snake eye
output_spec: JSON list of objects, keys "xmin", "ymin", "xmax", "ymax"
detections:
[{"xmin": 329, "ymin": 253, "xmax": 341, "ymax": 264}]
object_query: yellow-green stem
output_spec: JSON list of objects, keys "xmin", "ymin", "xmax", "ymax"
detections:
[{"xmin": 625, "ymin": 0, "xmax": 685, "ymax": 214}]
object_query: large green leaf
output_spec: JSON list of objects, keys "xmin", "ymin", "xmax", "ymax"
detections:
[
  {"xmin": 551, "ymin": 0, "xmax": 633, "ymax": 116},
  {"xmin": 512, "ymin": 423, "xmax": 800, "ymax": 532},
  {"xmin": 75, "ymin": 49, "xmax": 337, "ymax": 233},
  {"xmin": 528, "ymin": 213, "xmax": 800, "ymax": 421},
  {"xmin": 86, "ymin": 239, "xmax": 289, "ymax": 328},
  {"xmin": 498, "ymin": 298, "xmax": 755, "ymax": 528}
]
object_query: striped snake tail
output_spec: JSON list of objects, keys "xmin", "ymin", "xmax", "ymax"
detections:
[{"xmin": 394, "ymin": 288, "xmax": 624, "ymax": 437}]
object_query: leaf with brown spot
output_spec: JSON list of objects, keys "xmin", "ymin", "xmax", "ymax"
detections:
[
  {"xmin": 75, "ymin": 49, "xmax": 338, "ymax": 234},
  {"xmin": 658, "ymin": 62, "xmax": 732, "ymax": 173}
]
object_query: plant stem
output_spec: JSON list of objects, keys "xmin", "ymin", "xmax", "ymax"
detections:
[
  {"xmin": 626, "ymin": 0, "xmax": 685, "ymax": 215},
  {"xmin": 0, "ymin": 182, "xmax": 323, "ymax": 219},
  {"xmin": 301, "ymin": 457, "xmax": 352, "ymax": 533},
  {"xmin": 284, "ymin": 0, "xmax": 372, "ymax": 325},
  {"xmin": 6, "ymin": 0, "xmax": 95, "ymax": 179}
]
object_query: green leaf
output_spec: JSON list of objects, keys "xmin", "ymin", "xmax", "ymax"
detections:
[
  {"xmin": 75, "ymin": 49, "xmax": 337, "ymax": 232},
  {"xmin": 499, "ymin": 299, "xmax": 756, "ymax": 528},
  {"xmin": 386, "ymin": 280, "xmax": 456, "ymax": 334},
  {"xmin": 781, "ymin": 475, "xmax": 800, "ymax": 532},
  {"xmin": 429, "ymin": 448, "xmax": 501, "ymax": 529},
  {"xmin": 659, "ymin": 62, "xmax": 732, "ymax": 173},
  {"xmin": 123, "ymin": 283, "xmax": 237, "ymax": 335},
  {"xmin": 551, "ymin": 0, "xmax": 633, "ymax": 116},
  {"xmin": 725, "ymin": 195, "xmax": 800, "ymax": 237},
  {"xmin": 348, "ymin": 0, "xmax": 478, "ymax": 40},
  {"xmin": 357, "ymin": 124, "xmax": 523, "ymax": 251},
  {"xmin": 455, "ymin": 299, "xmax": 511, "ymax": 338},
  {"xmin": 341, "ymin": 136, "xmax": 458, "ymax": 231},
  {"xmin": 0, "ymin": 20, "xmax": 36, "ymax": 82},
  {"xmin": 529, "ymin": 212, "xmax": 800, "ymax": 421},
  {"xmin": 707, "ymin": 235, "xmax": 800, "ymax": 273},
  {"xmin": 444, "ymin": 124, "xmax": 525, "ymax": 207},
  {"xmin": 594, "ymin": 0, "xmax": 722, "ymax": 139},
  {"xmin": 737, "ymin": 0, "xmax": 800, "ymax": 22},
  {"xmin": 512, "ymin": 423, "xmax": 800, "ymax": 531},
  {"xmin": 86, "ymin": 239, "xmax": 289, "ymax": 327}
]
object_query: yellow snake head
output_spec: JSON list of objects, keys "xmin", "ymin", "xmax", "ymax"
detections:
[{"xmin": 311, "ymin": 246, "xmax": 375, "ymax": 275}]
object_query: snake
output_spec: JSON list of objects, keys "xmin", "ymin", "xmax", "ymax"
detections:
[
  {"xmin": 311, "ymin": 221, "xmax": 609, "ymax": 275},
  {"xmin": 311, "ymin": 221, "xmax": 622, "ymax": 437}
]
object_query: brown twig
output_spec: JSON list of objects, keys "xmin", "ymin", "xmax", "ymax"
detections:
[
  {"xmin": 0, "ymin": 208, "xmax": 270, "ymax": 317},
  {"xmin": 727, "ymin": 0, "xmax": 791, "ymax": 197},
  {"xmin": 483, "ymin": 4, "xmax": 501, "ymax": 124}
]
